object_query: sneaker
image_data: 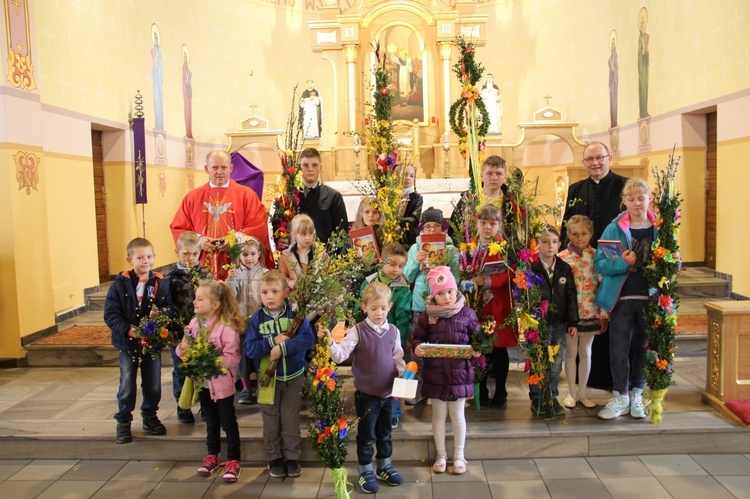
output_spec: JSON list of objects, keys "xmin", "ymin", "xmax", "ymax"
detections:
[
  {"xmin": 579, "ymin": 397, "xmax": 597, "ymax": 408},
  {"xmin": 630, "ymin": 388, "xmax": 646, "ymax": 419},
  {"xmin": 376, "ymin": 464, "xmax": 403, "ymax": 486},
  {"xmin": 530, "ymin": 400, "xmax": 543, "ymax": 416},
  {"xmin": 197, "ymin": 454, "xmax": 221, "ymax": 476},
  {"xmin": 597, "ymin": 391, "xmax": 630, "ymax": 420},
  {"xmin": 286, "ymin": 459, "xmax": 302, "ymax": 477},
  {"xmin": 222, "ymin": 460, "xmax": 241, "ymax": 483},
  {"xmin": 268, "ymin": 458, "xmax": 286, "ymax": 478},
  {"xmin": 142, "ymin": 415, "xmax": 167, "ymax": 435},
  {"xmin": 177, "ymin": 407, "xmax": 195, "ymax": 424},
  {"xmin": 237, "ymin": 389, "xmax": 253, "ymax": 405},
  {"xmin": 115, "ymin": 422, "xmax": 132, "ymax": 444},
  {"xmin": 358, "ymin": 470, "xmax": 380, "ymax": 494},
  {"xmin": 553, "ymin": 398, "xmax": 566, "ymax": 415},
  {"xmin": 405, "ymin": 396, "xmax": 424, "ymax": 406},
  {"xmin": 391, "ymin": 417, "xmax": 399, "ymax": 429},
  {"xmin": 563, "ymin": 393, "xmax": 577, "ymax": 408}
]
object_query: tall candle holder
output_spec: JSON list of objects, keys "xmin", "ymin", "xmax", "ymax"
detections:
[
  {"xmin": 443, "ymin": 131, "xmax": 451, "ymax": 179},
  {"xmin": 353, "ymin": 133, "xmax": 361, "ymax": 180}
]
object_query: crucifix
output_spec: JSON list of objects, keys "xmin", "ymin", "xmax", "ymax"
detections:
[
  {"xmin": 543, "ymin": 93, "xmax": 552, "ymax": 105},
  {"xmin": 249, "ymin": 103, "xmax": 259, "ymax": 115},
  {"xmin": 11, "ymin": 0, "xmax": 22, "ymax": 15}
]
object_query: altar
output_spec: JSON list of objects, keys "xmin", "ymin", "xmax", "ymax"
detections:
[{"xmin": 326, "ymin": 177, "xmax": 469, "ymax": 221}]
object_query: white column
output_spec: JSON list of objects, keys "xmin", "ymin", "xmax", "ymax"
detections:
[
  {"xmin": 344, "ymin": 45, "xmax": 359, "ymax": 131},
  {"xmin": 439, "ymin": 42, "xmax": 453, "ymax": 134}
]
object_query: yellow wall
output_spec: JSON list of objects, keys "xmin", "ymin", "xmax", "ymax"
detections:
[{"xmin": 45, "ymin": 153, "xmax": 100, "ymax": 312}]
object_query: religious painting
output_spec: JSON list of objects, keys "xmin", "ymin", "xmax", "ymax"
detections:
[
  {"xmin": 608, "ymin": 30, "xmax": 618, "ymax": 129},
  {"xmin": 151, "ymin": 23, "xmax": 164, "ymax": 131},
  {"xmin": 638, "ymin": 7, "xmax": 650, "ymax": 119},
  {"xmin": 299, "ymin": 79, "xmax": 322, "ymax": 139},
  {"xmin": 4, "ymin": 0, "xmax": 37, "ymax": 91},
  {"xmin": 182, "ymin": 44, "xmax": 192, "ymax": 139},
  {"xmin": 373, "ymin": 23, "xmax": 427, "ymax": 124}
]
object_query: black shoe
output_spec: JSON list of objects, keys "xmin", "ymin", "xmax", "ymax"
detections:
[
  {"xmin": 530, "ymin": 401, "xmax": 543, "ymax": 417},
  {"xmin": 391, "ymin": 417, "xmax": 399, "ymax": 429},
  {"xmin": 490, "ymin": 397, "xmax": 507, "ymax": 408},
  {"xmin": 268, "ymin": 458, "xmax": 286, "ymax": 478},
  {"xmin": 177, "ymin": 407, "xmax": 195, "ymax": 424},
  {"xmin": 286, "ymin": 459, "xmax": 302, "ymax": 477},
  {"xmin": 142, "ymin": 415, "xmax": 167, "ymax": 435},
  {"xmin": 553, "ymin": 398, "xmax": 566, "ymax": 415},
  {"xmin": 115, "ymin": 422, "xmax": 132, "ymax": 444}
]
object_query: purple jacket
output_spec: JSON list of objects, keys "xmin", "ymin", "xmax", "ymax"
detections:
[{"xmin": 412, "ymin": 304, "xmax": 478, "ymax": 401}]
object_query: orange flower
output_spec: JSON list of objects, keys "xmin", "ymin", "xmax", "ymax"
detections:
[
  {"xmin": 159, "ymin": 328, "xmax": 169, "ymax": 339},
  {"xmin": 653, "ymin": 247, "xmax": 667, "ymax": 259},
  {"xmin": 513, "ymin": 272, "xmax": 528, "ymax": 290},
  {"xmin": 656, "ymin": 359, "xmax": 669, "ymax": 370},
  {"xmin": 326, "ymin": 378, "xmax": 336, "ymax": 392},
  {"xmin": 525, "ymin": 373, "xmax": 545, "ymax": 385}
]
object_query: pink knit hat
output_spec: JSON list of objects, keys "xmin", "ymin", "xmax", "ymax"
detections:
[{"xmin": 427, "ymin": 266, "xmax": 457, "ymax": 295}]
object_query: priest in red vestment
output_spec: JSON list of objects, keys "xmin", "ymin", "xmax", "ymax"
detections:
[{"xmin": 170, "ymin": 149, "xmax": 273, "ymax": 279}]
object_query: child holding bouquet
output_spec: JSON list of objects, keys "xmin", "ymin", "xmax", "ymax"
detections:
[
  {"xmin": 412, "ymin": 267, "xmax": 480, "ymax": 475},
  {"xmin": 177, "ymin": 280, "xmax": 243, "ymax": 483}
]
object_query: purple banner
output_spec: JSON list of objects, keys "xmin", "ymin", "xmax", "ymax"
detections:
[{"xmin": 133, "ymin": 117, "xmax": 147, "ymax": 204}]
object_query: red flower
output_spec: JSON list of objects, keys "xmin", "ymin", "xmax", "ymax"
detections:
[{"xmin": 380, "ymin": 87, "xmax": 389, "ymax": 96}]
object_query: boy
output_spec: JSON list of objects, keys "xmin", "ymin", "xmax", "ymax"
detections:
[
  {"xmin": 244, "ymin": 270, "xmax": 315, "ymax": 478},
  {"xmin": 323, "ymin": 282, "xmax": 405, "ymax": 494},
  {"xmin": 529, "ymin": 226, "xmax": 579, "ymax": 416},
  {"xmin": 165, "ymin": 231, "xmax": 210, "ymax": 423},
  {"xmin": 104, "ymin": 237, "xmax": 173, "ymax": 444},
  {"xmin": 360, "ymin": 243, "xmax": 412, "ymax": 428},
  {"xmin": 594, "ymin": 178, "xmax": 677, "ymax": 420}
]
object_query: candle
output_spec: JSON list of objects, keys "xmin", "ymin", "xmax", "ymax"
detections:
[
  {"xmin": 353, "ymin": 133, "xmax": 360, "ymax": 153},
  {"xmin": 443, "ymin": 131, "xmax": 450, "ymax": 150}
]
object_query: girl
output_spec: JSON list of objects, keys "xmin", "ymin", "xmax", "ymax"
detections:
[
  {"xmin": 278, "ymin": 214, "xmax": 317, "ymax": 289},
  {"xmin": 398, "ymin": 164, "xmax": 423, "ymax": 248},
  {"xmin": 177, "ymin": 280, "xmax": 243, "ymax": 482},
  {"xmin": 352, "ymin": 196, "xmax": 384, "ymax": 250},
  {"xmin": 558, "ymin": 215, "xmax": 607, "ymax": 409},
  {"xmin": 470, "ymin": 204, "xmax": 516, "ymax": 408},
  {"xmin": 412, "ymin": 266, "xmax": 480, "ymax": 475},
  {"xmin": 228, "ymin": 236, "xmax": 269, "ymax": 405}
]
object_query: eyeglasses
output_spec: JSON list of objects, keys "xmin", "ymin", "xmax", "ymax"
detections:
[{"xmin": 583, "ymin": 155, "xmax": 610, "ymax": 164}]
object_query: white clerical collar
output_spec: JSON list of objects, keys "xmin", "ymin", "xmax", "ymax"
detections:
[{"xmin": 209, "ymin": 181, "xmax": 230, "ymax": 188}]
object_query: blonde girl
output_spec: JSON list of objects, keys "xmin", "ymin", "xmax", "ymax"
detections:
[
  {"xmin": 353, "ymin": 196, "xmax": 384, "ymax": 250},
  {"xmin": 278, "ymin": 213, "xmax": 316, "ymax": 289},
  {"xmin": 227, "ymin": 236, "xmax": 269, "ymax": 405},
  {"xmin": 176, "ymin": 280, "xmax": 244, "ymax": 482}
]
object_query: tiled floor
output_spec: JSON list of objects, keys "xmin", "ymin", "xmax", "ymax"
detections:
[{"xmin": 1, "ymin": 454, "xmax": 750, "ymax": 498}]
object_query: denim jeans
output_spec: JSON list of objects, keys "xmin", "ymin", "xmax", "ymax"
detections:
[
  {"xmin": 169, "ymin": 345, "xmax": 185, "ymax": 402},
  {"xmin": 115, "ymin": 350, "xmax": 162, "ymax": 423},
  {"xmin": 354, "ymin": 390, "xmax": 394, "ymax": 467},
  {"xmin": 529, "ymin": 323, "xmax": 566, "ymax": 402},
  {"xmin": 609, "ymin": 299, "xmax": 648, "ymax": 394},
  {"xmin": 199, "ymin": 389, "xmax": 240, "ymax": 460}
]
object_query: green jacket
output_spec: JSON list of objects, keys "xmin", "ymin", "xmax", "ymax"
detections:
[{"xmin": 359, "ymin": 272, "xmax": 413, "ymax": 347}]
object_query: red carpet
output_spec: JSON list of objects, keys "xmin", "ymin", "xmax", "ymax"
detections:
[{"xmin": 34, "ymin": 326, "xmax": 111, "ymax": 345}]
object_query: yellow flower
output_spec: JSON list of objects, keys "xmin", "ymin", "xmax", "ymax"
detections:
[
  {"xmin": 547, "ymin": 344, "xmax": 560, "ymax": 363},
  {"xmin": 519, "ymin": 313, "xmax": 539, "ymax": 331},
  {"xmin": 488, "ymin": 241, "xmax": 504, "ymax": 256}
]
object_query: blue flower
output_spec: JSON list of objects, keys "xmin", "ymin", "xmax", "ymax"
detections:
[
  {"xmin": 143, "ymin": 321, "xmax": 156, "ymax": 335},
  {"xmin": 339, "ymin": 428, "xmax": 348, "ymax": 439}
]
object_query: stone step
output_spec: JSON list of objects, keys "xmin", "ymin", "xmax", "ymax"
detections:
[{"xmin": 675, "ymin": 267, "xmax": 731, "ymax": 299}]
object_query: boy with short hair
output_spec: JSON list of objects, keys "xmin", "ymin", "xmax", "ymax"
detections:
[
  {"xmin": 105, "ymin": 237, "xmax": 174, "ymax": 444},
  {"xmin": 360, "ymin": 243, "xmax": 412, "ymax": 428},
  {"xmin": 165, "ymin": 231, "xmax": 211, "ymax": 423},
  {"xmin": 244, "ymin": 270, "xmax": 315, "ymax": 479},
  {"xmin": 528, "ymin": 226, "xmax": 579, "ymax": 416},
  {"xmin": 322, "ymin": 282, "xmax": 405, "ymax": 494}
]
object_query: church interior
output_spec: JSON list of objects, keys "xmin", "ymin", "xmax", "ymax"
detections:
[{"xmin": 1, "ymin": 2, "xmax": 750, "ymax": 493}]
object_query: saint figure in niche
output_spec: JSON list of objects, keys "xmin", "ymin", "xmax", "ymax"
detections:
[
  {"xmin": 300, "ymin": 80, "xmax": 322, "ymax": 138},
  {"xmin": 480, "ymin": 73, "xmax": 503, "ymax": 134},
  {"xmin": 608, "ymin": 30, "xmax": 618, "ymax": 128},
  {"xmin": 638, "ymin": 7, "xmax": 650, "ymax": 118},
  {"xmin": 151, "ymin": 24, "xmax": 164, "ymax": 130},
  {"xmin": 182, "ymin": 44, "xmax": 193, "ymax": 138}
]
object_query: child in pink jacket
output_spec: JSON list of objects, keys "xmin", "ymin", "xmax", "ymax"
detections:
[{"xmin": 177, "ymin": 280, "xmax": 243, "ymax": 483}]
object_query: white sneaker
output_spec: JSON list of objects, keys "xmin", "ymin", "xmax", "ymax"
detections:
[
  {"xmin": 563, "ymin": 394, "xmax": 577, "ymax": 408},
  {"xmin": 630, "ymin": 388, "xmax": 646, "ymax": 419},
  {"xmin": 597, "ymin": 391, "xmax": 630, "ymax": 419},
  {"xmin": 577, "ymin": 390, "xmax": 596, "ymax": 408}
]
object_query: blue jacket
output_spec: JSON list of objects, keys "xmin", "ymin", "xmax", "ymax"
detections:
[
  {"xmin": 104, "ymin": 270, "xmax": 173, "ymax": 353},
  {"xmin": 594, "ymin": 210, "xmax": 658, "ymax": 312},
  {"xmin": 404, "ymin": 234, "xmax": 460, "ymax": 313},
  {"xmin": 244, "ymin": 300, "xmax": 315, "ymax": 382}
]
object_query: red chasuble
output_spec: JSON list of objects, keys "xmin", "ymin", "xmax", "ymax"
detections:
[{"xmin": 170, "ymin": 180, "xmax": 273, "ymax": 279}]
